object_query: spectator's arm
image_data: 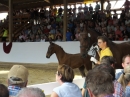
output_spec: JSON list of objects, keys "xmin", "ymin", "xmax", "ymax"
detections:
[
  {"xmin": 81, "ymin": 88, "xmax": 85, "ymax": 97},
  {"xmin": 51, "ymin": 92, "xmax": 59, "ymax": 97}
]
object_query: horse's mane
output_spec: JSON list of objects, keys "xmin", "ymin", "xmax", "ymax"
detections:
[{"xmin": 53, "ymin": 43, "xmax": 64, "ymax": 52}]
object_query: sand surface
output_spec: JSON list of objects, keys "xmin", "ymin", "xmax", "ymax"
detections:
[
  {"xmin": 0, "ymin": 62, "xmax": 85, "ymax": 97},
  {"xmin": 0, "ymin": 62, "xmax": 82, "ymax": 86}
]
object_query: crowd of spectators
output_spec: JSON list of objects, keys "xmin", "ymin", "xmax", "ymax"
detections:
[{"xmin": 1, "ymin": 1, "xmax": 130, "ymax": 42}]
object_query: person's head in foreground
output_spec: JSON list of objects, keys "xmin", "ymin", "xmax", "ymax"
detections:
[
  {"xmin": 8, "ymin": 65, "xmax": 29, "ymax": 87},
  {"xmin": 16, "ymin": 87, "xmax": 45, "ymax": 97},
  {"xmin": 0, "ymin": 84, "xmax": 9, "ymax": 97},
  {"xmin": 100, "ymin": 56, "xmax": 116, "ymax": 68},
  {"xmin": 86, "ymin": 69, "xmax": 114, "ymax": 97},
  {"xmin": 56, "ymin": 64, "xmax": 74, "ymax": 83},
  {"xmin": 118, "ymin": 65, "xmax": 130, "ymax": 90},
  {"xmin": 51, "ymin": 64, "xmax": 82, "ymax": 97}
]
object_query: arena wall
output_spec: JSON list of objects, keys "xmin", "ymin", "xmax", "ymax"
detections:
[{"xmin": 0, "ymin": 41, "xmax": 125, "ymax": 64}]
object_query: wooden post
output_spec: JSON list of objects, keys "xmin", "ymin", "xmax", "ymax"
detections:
[
  {"xmin": 9, "ymin": 0, "xmax": 13, "ymax": 42},
  {"xmin": 100, "ymin": 0, "xmax": 104, "ymax": 11},
  {"xmin": 63, "ymin": 0, "xmax": 68, "ymax": 41}
]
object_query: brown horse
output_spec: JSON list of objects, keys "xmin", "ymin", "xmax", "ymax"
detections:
[
  {"xmin": 46, "ymin": 42, "xmax": 92, "ymax": 77},
  {"xmin": 79, "ymin": 28, "xmax": 130, "ymax": 69}
]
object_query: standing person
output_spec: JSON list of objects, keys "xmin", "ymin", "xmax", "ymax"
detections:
[
  {"xmin": 90, "ymin": 36, "xmax": 113, "ymax": 64},
  {"xmin": 106, "ymin": 0, "xmax": 111, "ymax": 11},
  {"xmin": 8, "ymin": 65, "xmax": 29, "ymax": 97},
  {"xmin": 118, "ymin": 65, "xmax": 130, "ymax": 97},
  {"xmin": 95, "ymin": 1, "xmax": 100, "ymax": 12},
  {"xmin": 116, "ymin": 54, "xmax": 130, "ymax": 80},
  {"xmin": 89, "ymin": 4, "xmax": 93, "ymax": 13},
  {"xmin": 51, "ymin": 65, "xmax": 82, "ymax": 97},
  {"xmin": 0, "ymin": 84, "xmax": 9, "ymax": 97}
]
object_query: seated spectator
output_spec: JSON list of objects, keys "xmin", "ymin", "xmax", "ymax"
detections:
[
  {"xmin": 51, "ymin": 65, "xmax": 82, "ymax": 97},
  {"xmin": 85, "ymin": 67, "xmax": 114, "ymax": 97},
  {"xmin": 40, "ymin": 36, "xmax": 46, "ymax": 42},
  {"xmin": 118, "ymin": 65, "xmax": 130, "ymax": 97},
  {"xmin": 8, "ymin": 65, "xmax": 29, "ymax": 97},
  {"xmin": 16, "ymin": 87, "xmax": 45, "ymax": 97},
  {"xmin": 115, "ymin": 25, "xmax": 123, "ymax": 39},
  {"xmin": 124, "ymin": 35, "xmax": 130, "ymax": 41},
  {"xmin": 0, "ymin": 84, "xmax": 9, "ymax": 97},
  {"xmin": 82, "ymin": 56, "xmax": 124, "ymax": 97}
]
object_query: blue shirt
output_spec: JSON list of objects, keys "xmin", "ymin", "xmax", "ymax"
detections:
[
  {"xmin": 66, "ymin": 32, "xmax": 73, "ymax": 41},
  {"xmin": 125, "ymin": 86, "xmax": 130, "ymax": 97},
  {"xmin": 53, "ymin": 82, "xmax": 82, "ymax": 97},
  {"xmin": 115, "ymin": 69, "xmax": 123, "ymax": 80},
  {"xmin": 8, "ymin": 86, "xmax": 21, "ymax": 97}
]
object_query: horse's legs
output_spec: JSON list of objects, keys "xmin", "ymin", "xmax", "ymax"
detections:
[{"xmin": 78, "ymin": 65, "xmax": 86, "ymax": 77}]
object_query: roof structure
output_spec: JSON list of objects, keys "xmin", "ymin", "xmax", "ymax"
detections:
[{"xmin": 0, "ymin": 0, "xmax": 83, "ymax": 11}]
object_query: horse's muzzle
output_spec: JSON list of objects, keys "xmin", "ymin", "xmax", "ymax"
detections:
[{"xmin": 46, "ymin": 55, "xmax": 50, "ymax": 58}]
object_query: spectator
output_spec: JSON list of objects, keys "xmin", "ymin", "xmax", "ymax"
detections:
[
  {"xmin": 116, "ymin": 54, "xmax": 130, "ymax": 80},
  {"xmin": 121, "ymin": 0, "xmax": 130, "ymax": 11},
  {"xmin": 85, "ymin": 67, "xmax": 114, "ymax": 97},
  {"xmin": 2, "ymin": 27, "xmax": 8, "ymax": 42},
  {"xmin": 82, "ymin": 56, "xmax": 124, "ymax": 97},
  {"xmin": 16, "ymin": 87, "xmax": 45, "ymax": 97},
  {"xmin": 124, "ymin": 35, "xmax": 130, "ymax": 41},
  {"xmin": 8, "ymin": 65, "xmax": 29, "ymax": 97},
  {"xmin": 95, "ymin": 1, "xmax": 100, "ymax": 12},
  {"xmin": 100, "ymin": 56, "xmax": 116, "ymax": 68},
  {"xmin": 66, "ymin": 29, "xmax": 73, "ymax": 41},
  {"xmin": 88, "ymin": 4, "xmax": 93, "ymax": 13},
  {"xmin": 106, "ymin": 0, "xmax": 111, "ymax": 11},
  {"xmin": 90, "ymin": 36, "xmax": 113, "ymax": 64},
  {"xmin": 118, "ymin": 65, "xmax": 130, "ymax": 97},
  {"xmin": 0, "ymin": 84, "xmax": 9, "ymax": 97},
  {"xmin": 51, "ymin": 65, "xmax": 82, "ymax": 97}
]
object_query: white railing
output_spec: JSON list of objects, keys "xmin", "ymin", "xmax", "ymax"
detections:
[{"xmin": 28, "ymin": 77, "xmax": 85, "ymax": 95}]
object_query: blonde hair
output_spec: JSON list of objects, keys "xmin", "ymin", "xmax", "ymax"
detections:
[{"xmin": 118, "ymin": 65, "xmax": 130, "ymax": 90}]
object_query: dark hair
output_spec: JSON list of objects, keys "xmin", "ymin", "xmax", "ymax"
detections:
[
  {"xmin": 86, "ymin": 69, "xmax": 114, "ymax": 96},
  {"xmin": 100, "ymin": 56, "xmax": 116, "ymax": 66},
  {"xmin": 122, "ymin": 54, "xmax": 130, "ymax": 63},
  {"xmin": 0, "ymin": 84, "xmax": 9, "ymax": 97},
  {"xmin": 93, "ymin": 63, "xmax": 115, "ymax": 80},
  {"xmin": 97, "ymin": 36, "xmax": 108, "ymax": 44},
  {"xmin": 57, "ymin": 65, "xmax": 74, "ymax": 82}
]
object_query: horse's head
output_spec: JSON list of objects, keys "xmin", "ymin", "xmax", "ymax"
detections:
[
  {"xmin": 46, "ymin": 41, "xmax": 55, "ymax": 58},
  {"xmin": 79, "ymin": 32, "xmax": 91, "ymax": 57}
]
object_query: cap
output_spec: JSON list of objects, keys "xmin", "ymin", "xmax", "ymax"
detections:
[{"xmin": 8, "ymin": 65, "xmax": 29, "ymax": 84}]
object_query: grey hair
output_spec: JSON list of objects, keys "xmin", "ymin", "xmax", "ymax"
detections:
[{"xmin": 16, "ymin": 87, "xmax": 45, "ymax": 97}]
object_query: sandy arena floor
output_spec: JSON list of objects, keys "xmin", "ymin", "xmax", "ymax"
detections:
[
  {"xmin": 0, "ymin": 62, "xmax": 82, "ymax": 86},
  {"xmin": 0, "ymin": 62, "xmax": 85, "ymax": 97}
]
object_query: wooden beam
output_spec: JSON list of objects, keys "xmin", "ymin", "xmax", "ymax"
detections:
[
  {"xmin": 0, "ymin": 0, "xmax": 8, "ymax": 7},
  {"xmin": 13, "ymin": 0, "xmax": 50, "ymax": 4},
  {"xmin": 14, "ymin": 2, "xmax": 50, "ymax": 9},
  {"xmin": 0, "ymin": 6, "xmax": 8, "ymax": 12}
]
